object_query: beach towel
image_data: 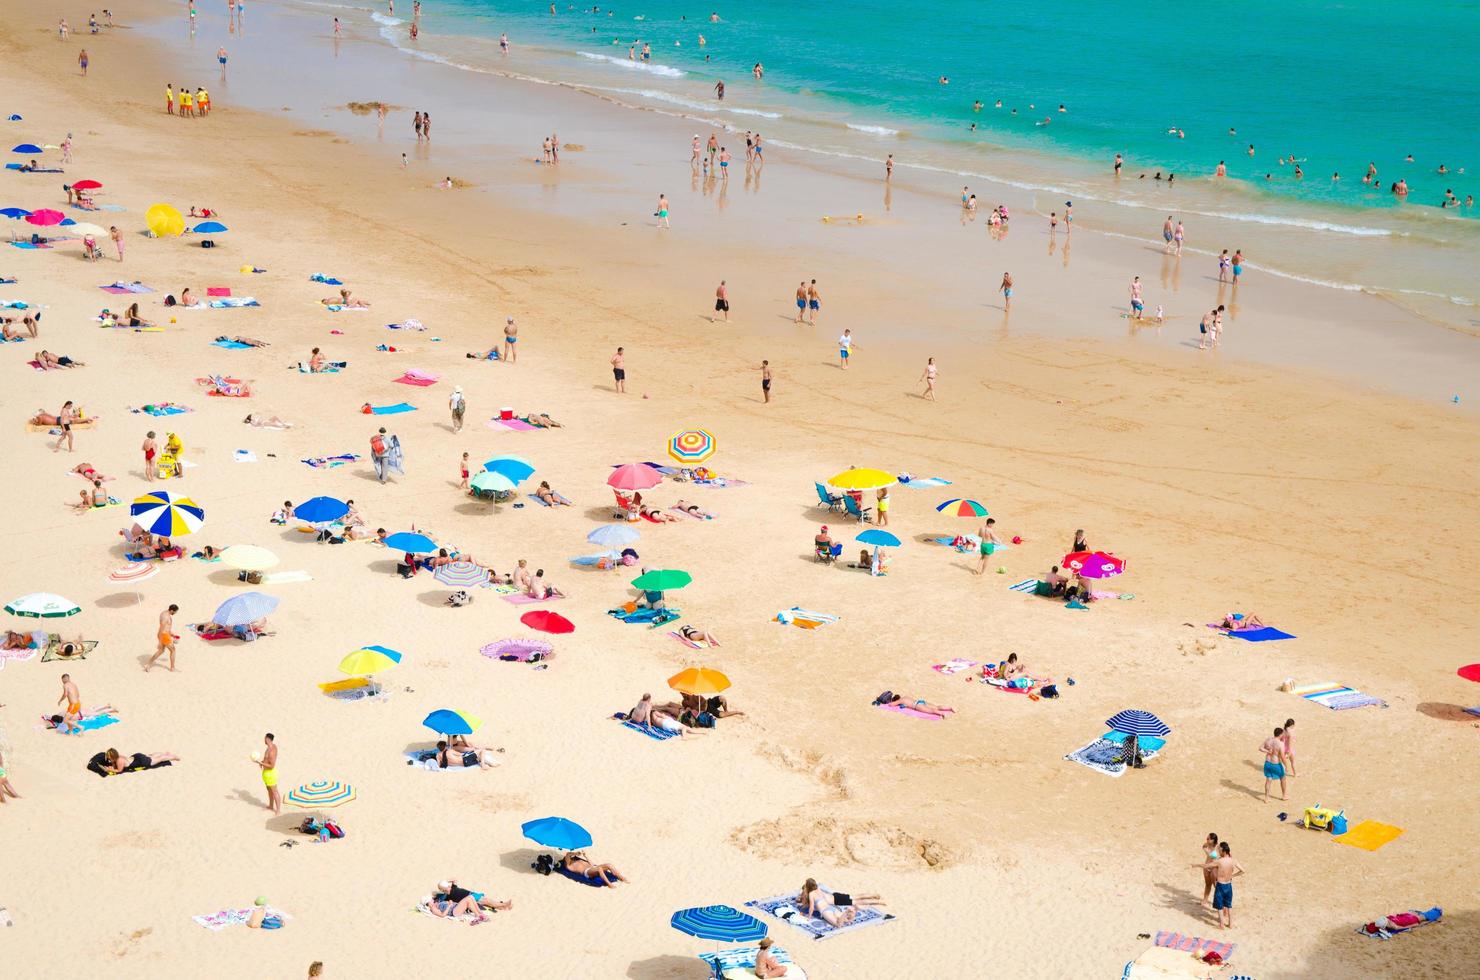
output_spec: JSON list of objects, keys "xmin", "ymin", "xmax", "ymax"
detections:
[
  {"xmin": 1121, "ymin": 946, "xmax": 1226, "ymax": 980},
  {"xmin": 9, "ymin": 241, "xmax": 51, "ymax": 249},
  {"xmin": 1208, "ymin": 624, "xmax": 1296, "ymax": 641},
  {"xmin": 0, "ymin": 335, "xmax": 24, "ymax": 343},
  {"xmin": 775, "ymin": 607, "xmax": 839, "ymax": 629},
  {"xmin": 481, "ymin": 638, "xmax": 554, "ymax": 662},
  {"xmin": 206, "ymin": 287, "xmax": 232, "ymax": 297},
  {"xmin": 324, "ymin": 304, "xmax": 369, "ymax": 312},
  {"xmin": 1336, "ymin": 820, "xmax": 1405, "ymax": 852},
  {"xmin": 40, "ymin": 637, "xmax": 96, "ymax": 662},
  {"xmin": 309, "ymin": 273, "xmax": 343, "ymax": 285},
  {"xmin": 1101, "ymin": 730, "xmax": 1167, "ymax": 753},
  {"xmin": 192, "ymin": 906, "xmax": 290, "ymax": 932},
  {"xmin": 1356, "ymin": 906, "xmax": 1442, "ymax": 939},
  {"xmin": 932, "ymin": 658, "xmax": 978, "ymax": 675},
  {"xmin": 0, "ymin": 276, "xmax": 17, "ymax": 284},
  {"xmin": 896, "ymin": 476, "xmax": 951, "ymax": 488},
  {"xmin": 699, "ymin": 947, "xmax": 806, "ymax": 980},
  {"xmin": 87, "ymin": 750, "xmax": 172, "ymax": 777},
  {"xmin": 608, "ymin": 606, "xmax": 680, "ymax": 626},
  {"xmin": 745, "ymin": 890, "xmax": 895, "ymax": 941},
  {"xmin": 1007, "ymin": 578, "xmax": 1039, "ymax": 594},
  {"xmin": 301, "ymin": 454, "xmax": 360, "ymax": 469},
  {"xmin": 369, "ymin": 402, "xmax": 416, "ymax": 415},
  {"xmin": 1294, "ymin": 682, "xmax": 1386, "ymax": 710},
  {"xmin": 211, "ymin": 339, "xmax": 253, "ymax": 349},
  {"xmin": 50, "ymin": 712, "xmax": 119, "ymax": 734},
  {"xmin": 99, "ymin": 282, "xmax": 154, "ymax": 294},
  {"xmin": 403, "ymin": 749, "xmax": 478, "ymax": 772},
  {"xmin": 393, "ymin": 371, "xmax": 439, "ymax": 386},
  {"xmin": 503, "ymin": 592, "xmax": 564, "ymax": 605},
  {"xmin": 667, "ymin": 507, "xmax": 713, "ymax": 520},
  {"xmin": 1152, "ymin": 932, "xmax": 1238, "ymax": 962},
  {"xmin": 1064, "ymin": 736, "xmax": 1160, "ymax": 777},
  {"xmin": 498, "ymin": 418, "xmax": 539, "ymax": 431},
  {"xmin": 208, "ymin": 297, "xmax": 260, "ymax": 308},
  {"xmin": 556, "ymin": 865, "xmax": 612, "ymax": 888},
  {"xmin": 569, "ymin": 552, "xmax": 622, "ymax": 569},
  {"xmin": 319, "ymin": 678, "xmax": 385, "ymax": 702},
  {"xmin": 529, "ymin": 492, "xmax": 573, "ymax": 507},
  {"xmin": 1, "ymin": 299, "xmax": 33, "ymax": 309},
  {"xmin": 619, "ymin": 718, "xmax": 680, "ymax": 741},
  {"xmin": 232, "ymin": 449, "xmax": 258, "ymax": 464},
  {"xmin": 879, "ymin": 702, "xmax": 943, "ymax": 721},
  {"xmin": 668, "ymin": 630, "xmax": 707, "ymax": 650},
  {"xmin": 133, "ymin": 404, "xmax": 190, "ymax": 416},
  {"xmin": 1464, "ymin": 706, "xmax": 1480, "ymax": 719}
]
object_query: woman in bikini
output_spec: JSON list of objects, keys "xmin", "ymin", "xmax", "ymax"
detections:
[
  {"xmin": 434, "ymin": 740, "xmax": 499, "ymax": 770},
  {"xmin": 797, "ymin": 880, "xmax": 864, "ymax": 927},
  {"xmin": 671, "ymin": 499, "xmax": 714, "ymax": 519},
  {"xmin": 562, "ymin": 851, "xmax": 628, "ymax": 886},
  {"xmin": 640, "ymin": 504, "xmax": 679, "ymax": 523},
  {"xmin": 533, "ymin": 481, "xmax": 569, "ymax": 506},
  {"xmin": 322, "ymin": 288, "xmax": 370, "ymax": 308},
  {"xmin": 677, "ymin": 624, "xmax": 721, "ymax": 647},
  {"xmin": 103, "ymin": 747, "xmax": 180, "ymax": 773},
  {"xmin": 880, "ymin": 694, "xmax": 954, "ymax": 718}
]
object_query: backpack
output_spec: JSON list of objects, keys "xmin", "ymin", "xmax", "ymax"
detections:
[
  {"xmin": 1039, "ymin": 684, "xmax": 1060, "ymax": 699},
  {"xmin": 370, "ymin": 434, "xmax": 386, "ymax": 455},
  {"xmin": 695, "ymin": 711, "xmax": 717, "ymax": 729}
]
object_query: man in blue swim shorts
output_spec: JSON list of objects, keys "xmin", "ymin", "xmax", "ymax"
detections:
[
  {"xmin": 1193, "ymin": 841, "xmax": 1244, "ymax": 929},
  {"xmin": 1260, "ymin": 726, "xmax": 1289, "ymax": 801}
]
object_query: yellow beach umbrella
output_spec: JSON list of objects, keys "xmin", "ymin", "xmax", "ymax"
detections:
[
  {"xmin": 145, "ymin": 203, "xmax": 185, "ymax": 238},
  {"xmin": 337, "ymin": 644, "xmax": 403, "ymax": 677},
  {"xmin": 668, "ymin": 666, "xmax": 731, "ymax": 696},
  {"xmin": 220, "ymin": 545, "xmax": 280, "ymax": 572},
  {"xmin": 827, "ymin": 467, "xmax": 896, "ymax": 491}
]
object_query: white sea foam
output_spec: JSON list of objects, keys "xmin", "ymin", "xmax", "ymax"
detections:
[
  {"xmin": 846, "ymin": 123, "xmax": 900, "ymax": 136},
  {"xmin": 593, "ymin": 87, "xmax": 781, "ymax": 119},
  {"xmin": 370, "ymin": 12, "xmax": 403, "ymax": 28},
  {"xmin": 577, "ymin": 51, "xmax": 685, "ymax": 78}
]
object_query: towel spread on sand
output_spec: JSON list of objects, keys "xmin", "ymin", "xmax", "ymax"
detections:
[
  {"xmin": 191, "ymin": 907, "xmax": 290, "ymax": 932},
  {"xmin": 309, "ymin": 273, "xmax": 343, "ymax": 285},
  {"xmin": 878, "ymin": 702, "xmax": 943, "ymax": 721},
  {"xmin": 133, "ymin": 404, "xmax": 191, "ymax": 416},
  {"xmin": 932, "ymin": 658, "xmax": 978, "ymax": 674},
  {"xmin": 369, "ymin": 403, "xmax": 417, "ymax": 415},
  {"xmin": 745, "ymin": 890, "xmax": 895, "ymax": 941},
  {"xmin": 775, "ymin": 607, "xmax": 839, "ymax": 629},
  {"xmin": 211, "ymin": 339, "xmax": 252, "ymax": 349},
  {"xmin": 1293, "ymin": 682, "xmax": 1386, "ymax": 710},
  {"xmin": 301, "ymin": 454, "xmax": 360, "ymax": 469},
  {"xmin": 99, "ymin": 282, "xmax": 154, "ymax": 294},
  {"xmin": 1336, "ymin": 820, "xmax": 1405, "ymax": 852},
  {"xmin": 502, "ymin": 593, "xmax": 563, "ymax": 605},
  {"xmin": 699, "ymin": 946, "xmax": 801, "ymax": 979},
  {"xmin": 620, "ymin": 719, "xmax": 680, "ymax": 741},
  {"xmin": 1152, "ymin": 932, "xmax": 1238, "ymax": 962},
  {"xmin": 208, "ymin": 297, "xmax": 259, "ymax": 308},
  {"xmin": 393, "ymin": 370, "xmax": 439, "ymax": 386},
  {"xmin": 896, "ymin": 476, "xmax": 952, "ymax": 488}
]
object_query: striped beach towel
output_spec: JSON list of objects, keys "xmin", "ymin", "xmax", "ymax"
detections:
[
  {"xmin": 1154, "ymin": 931, "xmax": 1238, "ymax": 962},
  {"xmin": 1008, "ymin": 578, "xmax": 1038, "ymax": 593},
  {"xmin": 1293, "ymin": 682, "xmax": 1386, "ymax": 710}
]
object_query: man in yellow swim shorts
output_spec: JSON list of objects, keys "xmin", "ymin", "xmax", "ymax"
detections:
[{"xmin": 257, "ymin": 732, "xmax": 280, "ymax": 814}]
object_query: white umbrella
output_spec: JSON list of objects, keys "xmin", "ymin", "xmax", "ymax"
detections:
[{"xmin": 5, "ymin": 592, "xmax": 82, "ymax": 618}]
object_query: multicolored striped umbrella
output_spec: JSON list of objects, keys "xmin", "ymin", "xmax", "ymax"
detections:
[
  {"xmin": 667, "ymin": 428, "xmax": 716, "ymax": 464},
  {"xmin": 1063, "ymin": 551, "xmax": 1127, "ymax": 579},
  {"xmin": 935, "ymin": 498, "xmax": 989, "ymax": 517},
  {"xmin": 422, "ymin": 709, "xmax": 483, "ymax": 736},
  {"xmin": 285, "ymin": 780, "xmax": 357, "ymax": 808},
  {"xmin": 108, "ymin": 564, "xmax": 159, "ymax": 585},
  {"xmin": 5, "ymin": 592, "xmax": 81, "ymax": 618},
  {"xmin": 433, "ymin": 560, "xmax": 490, "ymax": 589},
  {"xmin": 130, "ymin": 491, "xmax": 205, "ymax": 537},
  {"xmin": 670, "ymin": 905, "xmax": 767, "ymax": 943}
]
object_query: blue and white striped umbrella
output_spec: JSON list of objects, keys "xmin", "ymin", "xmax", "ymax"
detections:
[
  {"xmin": 1105, "ymin": 709, "xmax": 1170, "ymax": 738},
  {"xmin": 587, "ymin": 523, "xmax": 639, "ymax": 548},
  {"xmin": 211, "ymin": 591, "xmax": 279, "ymax": 627},
  {"xmin": 670, "ymin": 905, "xmax": 768, "ymax": 943},
  {"xmin": 433, "ymin": 560, "xmax": 490, "ymax": 590},
  {"xmin": 130, "ymin": 491, "xmax": 205, "ymax": 537}
]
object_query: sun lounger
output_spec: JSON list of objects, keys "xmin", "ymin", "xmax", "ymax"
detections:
[{"xmin": 745, "ymin": 890, "xmax": 895, "ymax": 941}]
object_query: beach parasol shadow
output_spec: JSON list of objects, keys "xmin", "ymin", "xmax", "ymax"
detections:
[
  {"xmin": 1416, "ymin": 702, "xmax": 1478, "ymax": 723},
  {"xmin": 625, "ymin": 954, "xmax": 695, "ymax": 980}
]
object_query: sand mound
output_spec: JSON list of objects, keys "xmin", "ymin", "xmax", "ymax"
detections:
[
  {"xmin": 730, "ymin": 814, "xmax": 950, "ymax": 870},
  {"xmin": 755, "ymin": 741, "xmax": 851, "ymax": 799},
  {"xmin": 345, "ymin": 101, "xmax": 387, "ymax": 115}
]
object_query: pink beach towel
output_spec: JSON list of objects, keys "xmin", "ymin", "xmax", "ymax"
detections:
[
  {"xmin": 206, "ymin": 287, "xmax": 231, "ymax": 297},
  {"xmin": 99, "ymin": 285, "xmax": 131, "ymax": 295},
  {"xmin": 500, "ymin": 418, "xmax": 539, "ymax": 431},
  {"xmin": 501, "ymin": 593, "xmax": 564, "ymax": 605},
  {"xmin": 1153, "ymin": 932, "xmax": 1237, "ymax": 962},
  {"xmin": 878, "ymin": 703, "xmax": 943, "ymax": 721},
  {"xmin": 394, "ymin": 369, "xmax": 439, "ymax": 386},
  {"xmin": 668, "ymin": 630, "xmax": 704, "ymax": 650}
]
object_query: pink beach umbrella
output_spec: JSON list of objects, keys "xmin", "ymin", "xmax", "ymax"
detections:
[
  {"xmin": 607, "ymin": 463, "xmax": 663, "ymax": 492},
  {"xmin": 25, "ymin": 208, "xmax": 65, "ymax": 227}
]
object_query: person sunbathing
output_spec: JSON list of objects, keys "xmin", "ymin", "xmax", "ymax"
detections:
[
  {"xmin": 243, "ymin": 413, "xmax": 290, "ymax": 428},
  {"xmin": 1219, "ymin": 613, "xmax": 1265, "ymax": 630},
  {"xmin": 846, "ymin": 549, "xmax": 872, "ymax": 570},
  {"xmin": 671, "ymin": 499, "xmax": 714, "ymax": 519},
  {"xmin": 187, "ymin": 206, "xmax": 220, "ymax": 218},
  {"xmin": 524, "ymin": 413, "xmax": 562, "ymax": 427},
  {"xmin": 1, "ymin": 317, "xmax": 21, "ymax": 341},
  {"xmin": 562, "ymin": 850, "xmax": 628, "ymax": 887},
  {"xmin": 3, "ymin": 630, "xmax": 34, "ymax": 650},
  {"xmin": 29, "ymin": 409, "xmax": 62, "ymax": 426},
  {"xmin": 121, "ymin": 527, "xmax": 157, "ymax": 558},
  {"xmin": 464, "ymin": 347, "xmax": 500, "ymax": 360},
  {"xmin": 73, "ymin": 480, "xmax": 109, "ymax": 512},
  {"xmin": 427, "ymin": 891, "xmax": 489, "ymax": 922},
  {"xmin": 432, "ymin": 879, "xmax": 511, "ymax": 915},
  {"xmin": 322, "ymin": 288, "xmax": 370, "ymax": 308},
  {"xmin": 36, "ymin": 350, "xmax": 83, "ymax": 369},
  {"xmin": 534, "ymin": 481, "xmax": 569, "ymax": 506},
  {"xmin": 218, "ymin": 334, "xmax": 266, "ymax": 347},
  {"xmin": 527, "ymin": 569, "xmax": 565, "ymax": 599},
  {"xmin": 798, "ymin": 879, "xmax": 885, "ymax": 924},
  {"xmin": 682, "ymin": 691, "xmax": 742, "ymax": 718},
  {"xmin": 434, "ymin": 740, "xmax": 500, "ymax": 770},
  {"xmin": 625, "ymin": 693, "xmax": 686, "ymax": 736},
  {"xmin": 880, "ymin": 694, "xmax": 954, "ymax": 717},
  {"xmin": 308, "ymin": 347, "xmax": 326, "ymax": 371},
  {"xmin": 103, "ymin": 747, "xmax": 180, "ymax": 773},
  {"xmin": 677, "ymin": 624, "xmax": 721, "ymax": 647},
  {"xmin": 205, "ymin": 376, "xmax": 251, "ymax": 396},
  {"xmin": 47, "ymin": 704, "xmax": 117, "ymax": 733},
  {"xmin": 640, "ymin": 504, "xmax": 679, "ymax": 522}
]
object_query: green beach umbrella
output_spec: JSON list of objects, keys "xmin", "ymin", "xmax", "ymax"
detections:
[{"xmin": 631, "ymin": 569, "xmax": 692, "ymax": 592}]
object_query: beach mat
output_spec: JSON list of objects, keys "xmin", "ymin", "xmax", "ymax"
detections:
[
  {"xmin": 1227, "ymin": 626, "xmax": 1296, "ymax": 642},
  {"xmin": 210, "ymin": 339, "xmax": 252, "ymax": 350},
  {"xmin": 775, "ymin": 607, "xmax": 839, "ymax": 629},
  {"xmin": 878, "ymin": 702, "xmax": 942, "ymax": 721},
  {"xmin": 620, "ymin": 719, "xmax": 679, "ymax": 741},
  {"xmin": 41, "ymin": 637, "xmax": 97, "ymax": 662},
  {"xmin": 933, "ymin": 658, "xmax": 978, "ymax": 674},
  {"xmin": 301, "ymin": 454, "xmax": 360, "ymax": 469},
  {"xmin": 700, "ymin": 946, "xmax": 804, "ymax": 980},
  {"xmin": 896, "ymin": 476, "xmax": 951, "ymax": 488},
  {"xmin": 403, "ymin": 749, "xmax": 477, "ymax": 772},
  {"xmin": 393, "ymin": 372, "xmax": 439, "ymax": 386},
  {"xmin": 1121, "ymin": 946, "xmax": 1226, "ymax": 979},
  {"xmin": 502, "ymin": 593, "xmax": 563, "ymax": 605},
  {"xmin": 1294, "ymin": 682, "xmax": 1386, "ymax": 710},
  {"xmin": 745, "ymin": 890, "xmax": 895, "ymax": 941},
  {"xmin": 1337, "ymin": 820, "xmax": 1405, "ymax": 852},
  {"xmin": 1008, "ymin": 578, "xmax": 1039, "ymax": 593},
  {"xmin": 369, "ymin": 402, "xmax": 416, "ymax": 415},
  {"xmin": 1152, "ymin": 932, "xmax": 1238, "ymax": 962}
]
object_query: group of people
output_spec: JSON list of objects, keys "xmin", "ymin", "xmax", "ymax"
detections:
[
  {"xmin": 625, "ymin": 686, "xmax": 741, "ymax": 735},
  {"xmin": 164, "ymin": 82, "xmax": 212, "ymax": 117}
]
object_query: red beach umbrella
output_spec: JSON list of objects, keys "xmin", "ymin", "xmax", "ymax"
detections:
[
  {"xmin": 1458, "ymin": 664, "xmax": 1480, "ymax": 683},
  {"xmin": 607, "ymin": 463, "xmax": 663, "ymax": 492},
  {"xmin": 1063, "ymin": 550, "xmax": 1127, "ymax": 579},
  {"xmin": 72, "ymin": 179, "xmax": 102, "ymax": 190},
  {"xmin": 25, "ymin": 208, "xmax": 65, "ymax": 226},
  {"xmin": 521, "ymin": 610, "xmax": 574, "ymax": 635}
]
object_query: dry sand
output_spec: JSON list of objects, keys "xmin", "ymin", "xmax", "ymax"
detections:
[{"xmin": 1, "ymin": 3, "xmax": 1477, "ymax": 978}]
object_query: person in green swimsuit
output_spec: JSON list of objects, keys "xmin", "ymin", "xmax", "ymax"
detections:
[{"xmin": 974, "ymin": 518, "xmax": 1000, "ymax": 575}]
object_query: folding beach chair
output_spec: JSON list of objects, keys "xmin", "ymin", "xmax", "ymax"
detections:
[
  {"xmin": 814, "ymin": 482, "xmax": 844, "ymax": 512},
  {"xmin": 842, "ymin": 494, "xmax": 873, "ymax": 523}
]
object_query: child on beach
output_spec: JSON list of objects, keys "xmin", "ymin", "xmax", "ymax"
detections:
[{"xmin": 458, "ymin": 452, "xmax": 470, "ymax": 490}]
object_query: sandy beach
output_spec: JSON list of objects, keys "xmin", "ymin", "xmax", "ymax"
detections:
[{"xmin": 1, "ymin": 3, "xmax": 1478, "ymax": 978}]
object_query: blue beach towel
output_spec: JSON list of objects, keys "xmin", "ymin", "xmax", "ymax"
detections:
[
  {"xmin": 556, "ymin": 865, "xmax": 610, "ymax": 888},
  {"xmin": 211, "ymin": 339, "xmax": 252, "ymax": 350},
  {"xmin": 1227, "ymin": 626, "xmax": 1296, "ymax": 642},
  {"xmin": 620, "ymin": 719, "xmax": 679, "ymax": 741},
  {"xmin": 369, "ymin": 402, "xmax": 416, "ymax": 415},
  {"xmin": 209, "ymin": 298, "xmax": 260, "ymax": 308},
  {"xmin": 309, "ymin": 274, "xmax": 343, "ymax": 285},
  {"xmin": 72, "ymin": 713, "xmax": 120, "ymax": 733},
  {"xmin": 746, "ymin": 889, "xmax": 895, "ymax": 940},
  {"xmin": 141, "ymin": 405, "xmax": 189, "ymax": 416}
]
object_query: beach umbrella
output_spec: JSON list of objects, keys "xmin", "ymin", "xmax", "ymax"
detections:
[
  {"xmin": 130, "ymin": 491, "xmax": 205, "ymax": 537},
  {"xmin": 191, "ymin": 220, "xmax": 228, "ymax": 234},
  {"xmin": 668, "ymin": 667, "xmax": 730, "ymax": 696},
  {"xmin": 1105, "ymin": 709, "xmax": 1171, "ymax": 738},
  {"xmin": 520, "ymin": 610, "xmax": 574, "ymax": 634},
  {"xmin": 856, "ymin": 528, "xmax": 901, "ymax": 548},
  {"xmin": 25, "ymin": 208, "xmax": 64, "ymax": 227},
  {"xmin": 422, "ymin": 708, "xmax": 482, "ymax": 736},
  {"xmin": 10, "ymin": 143, "xmax": 42, "ymax": 154},
  {"xmin": 292, "ymin": 496, "xmax": 349, "ymax": 526},
  {"xmin": 65, "ymin": 221, "xmax": 108, "ymax": 238},
  {"xmin": 145, "ymin": 203, "xmax": 185, "ymax": 238},
  {"xmin": 521, "ymin": 816, "xmax": 592, "ymax": 850},
  {"xmin": 432, "ymin": 560, "xmax": 490, "ymax": 590},
  {"xmin": 211, "ymin": 591, "xmax": 279, "ymax": 627},
  {"xmin": 108, "ymin": 564, "xmax": 158, "ymax": 585},
  {"xmin": 631, "ymin": 569, "xmax": 692, "ymax": 592},
  {"xmin": 482, "ymin": 455, "xmax": 535, "ymax": 483},
  {"xmin": 382, "ymin": 531, "xmax": 437, "ymax": 554},
  {"xmin": 285, "ymin": 780, "xmax": 356, "ymax": 808},
  {"xmin": 338, "ymin": 644, "xmax": 403, "ymax": 677},
  {"xmin": 1458, "ymin": 664, "xmax": 1480, "ymax": 683},
  {"xmin": 667, "ymin": 428, "xmax": 716, "ymax": 464},
  {"xmin": 5, "ymin": 115, "xmax": 20, "ymax": 122},
  {"xmin": 470, "ymin": 470, "xmax": 517, "ymax": 494},
  {"xmin": 1063, "ymin": 551, "xmax": 1127, "ymax": 579},
  {"xmin": 481, "ymin": 637, "xmax": 553, "ymax": 662},
  {"xmin": 587, "ymin": 523, "xmax": 639, "ymax": 548},
  {"xmin": 608, "ymin": 462, "xmax": 663, "ymax": 491},
  {"xmin": 936, "ymin": 498, "xmax": 988, "ymax": 517},
  {"xmin": 220, "ymin": 545, "xmax": 279, "ymax": 572},
  {"xmin": 59, "ymin": 217, "xmax": 75, "ymax": 226},
  {"xmin": 827, "ymin": 467, "xmax": 896, "ymax": 491},
  {"xmin": 0, "ymin": 207, "xmax": 29, "ymax": 218},
  {"xmin": 5, "ymin": 592, "xmax": 81, "ymax": 618},
  {"xmin": 72, "ymin": 178, "xmax": 102, "ymax": 191},
  {"xmin": 670, "ymin": 905, "xmax": 767, "ymax": 944}
]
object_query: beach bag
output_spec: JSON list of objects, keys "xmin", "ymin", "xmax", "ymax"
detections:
[
  {"xmin": 201, "ymin": 240, "xmax": 215, "ymax": 248},
  {"xmin": 695, "ymin": 711, "xmax": 717, "ymax": 729},
  {"xmin": 1040, "ymin": 684, "xmax": 1060, "ymax": 699},
  {"xmin": 369, "ymin": 434, "xmax": 386, "ymax": 455},
  {"xmin": 234, "ymin": 625, "xmax": 258, "ymax": 643},
  {"xmin": 324, "ymin": 819, "xmax": 345, "ymax": 839},
  {"xmin": 164, "ymin": 294, "xmax": 176, "ymax": 306}
]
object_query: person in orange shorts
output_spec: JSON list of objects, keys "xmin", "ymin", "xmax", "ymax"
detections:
[{"xmin": 145, "ymin": 603, "xmax": 179, "ymax": 672}]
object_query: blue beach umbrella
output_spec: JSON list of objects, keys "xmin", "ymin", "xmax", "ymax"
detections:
[
  {"xmin": 0, "ymin": 207, "xmax": 30, "ymax": 218},
  {"xmin": 211, "ymin": 591, "xmax": 279, "ymax": 627},
  {"xmin": 1105, "ymin": 709, "xmax": 1171, "ymax": 738},
  {"xmin": 587, "ymin": 523, "xmax": 639, "ymax": 548},
  {"xmin": 422, "ymin": 708, "xmax": 482, "ymax": 736},
  {"xmin": 191, "ymin": 220, "xmax": 228, "ymax": 234},
  {"xmin": 59, "ymin": 217, "xmax": 76, "ymax": 226},
  {"xmin": 856, "ymin": 528, "xmax": 901, "ymax": 548},
  {"xmin": 670, "ymin": 905, "xmax": 768, "ymax": 944},
  {"xmin": 6, "ymin": 115, "xmax": 22, "ymax": 122},
  {"xmin": 521, "ymin": 816, "xmax": 592, "ymax": 851},
  {"xmin": 383, "ymin": 531, "xmax": 437, "ymax": 554},
  {"xmin": 293, "ymin": 496, "xmax": 349, "ymax": 526},
  {"xmin": 10, "ymin": 143, "xmax": 42, "ymax": 154},
  {"xmin": 482, "ymin": 455, "xmax": 535, "ymax": 483}
]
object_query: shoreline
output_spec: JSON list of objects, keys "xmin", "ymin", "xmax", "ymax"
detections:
[{"xmin": 2, "ymin": 2, "xmax": 1477, "ymax": 978}]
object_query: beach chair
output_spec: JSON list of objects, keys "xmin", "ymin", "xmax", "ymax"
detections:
[
  {"xmin": 814, "ymin": 541, "xmax": 843, "ymax": 564},
  {"xmin": 814, "ymin": 482, "xmax": 844, "ymax": 512},
  {"xmin": 842, "ymin": 494, "xmax": 873, "ymax": 523},
  {"xmin": 613, "ymin": 491, "xmax": 638, "ymax": 521}
]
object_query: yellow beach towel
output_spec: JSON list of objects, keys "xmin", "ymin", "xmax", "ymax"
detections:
[{"xmin": 1337, "ymin": 820, "xmax": 1405, "ymax": 852}]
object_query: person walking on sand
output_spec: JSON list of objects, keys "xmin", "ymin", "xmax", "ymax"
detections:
[
  {"xmin": 1280, "ymin": 718, "xmax": 1297, "ymax": 776},
  {"xmin": 257, "ymin": 733, "xmax": 281, "ymax": 815},
  {"xmin": 57, "ymin": 673, "xmax": 82, "ymax": 725},
  {"xmin": 656, "ymin": 193, "xmax": 670, "ymax": 229},
  {"xmin": 78, "ymin": 49, "xmax": 89, "ymax": 76},
  {"xmin": 503, "ymin": 316, "xmax": 518, "ymax": 362},
  {"xmin": 611, "ymin": 347, "xmax": 626, "ymax": 393},
  {"xmin": 999, "ymin": 271, "xmax": 1013, "ymax": 310},
  {"xmin": 794, "ymin": 281, "xmax": 808, "ymax": 323},
  {"xmin": 1173, "ymin": 220, "xmax": 1186, "ymax": 255},
  {"xmin": 920, "ymin": 357, "xmax": 937, "ymax": 400},
  {"xmin": 448, "ymin": 385, "xmax": 465, "ymax": 433},
  {"xmin": 760, "ymin": 359, "xmax": 771, "ymax": 403},
  {"xmin": 52, "ymin": 401, "xmax": 77, "ymax": 453},
  {"xmin": 370, "ymin": 427, "xmax": 390, "ymax": 483},
  {"xmin": 974, "ymin": 518, "xmax": 1000, "ymax": 574},
  {"xmin": 838, "ymin": 328, "xmax": 853, "ymax": 369},
  {"xmin": 218, "ymin": 46, "xmax": 228, "ymax": 72},
  {"xmin": 807, "ymin": 279, "xmax": 822, "ymax": 325},
  {"xmin": 712, "ymin": 280, "xmax": 729, "ymax": 322},
  {"xmin": 885, "ymin": 154, "xmax": 893, "ymax": 181},
  {"xmin": 1162, "ymin": 215, "xmax": 1175, "ymax": 252},
  {"xmin": 145, "ymin": 604, "xmax": 180, "ymax": 672},
  {"xmin": 110, "ymin": 225, "xmax": 124, "ymax": 262},
  {"xmin": 142, "ymin": 431, "xmax": 157, "ymax": 481},
  {"xmin": 1260, "ymin": 726, "xmax": 1289, "ymax": 801},
  {"xmin": 1192, "ymin": 842, "xmax": 1244, "ymax": 929},
  {"xmin": 1129, "ymin": 276, "xmax": 1144, "ymax": 319}
]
